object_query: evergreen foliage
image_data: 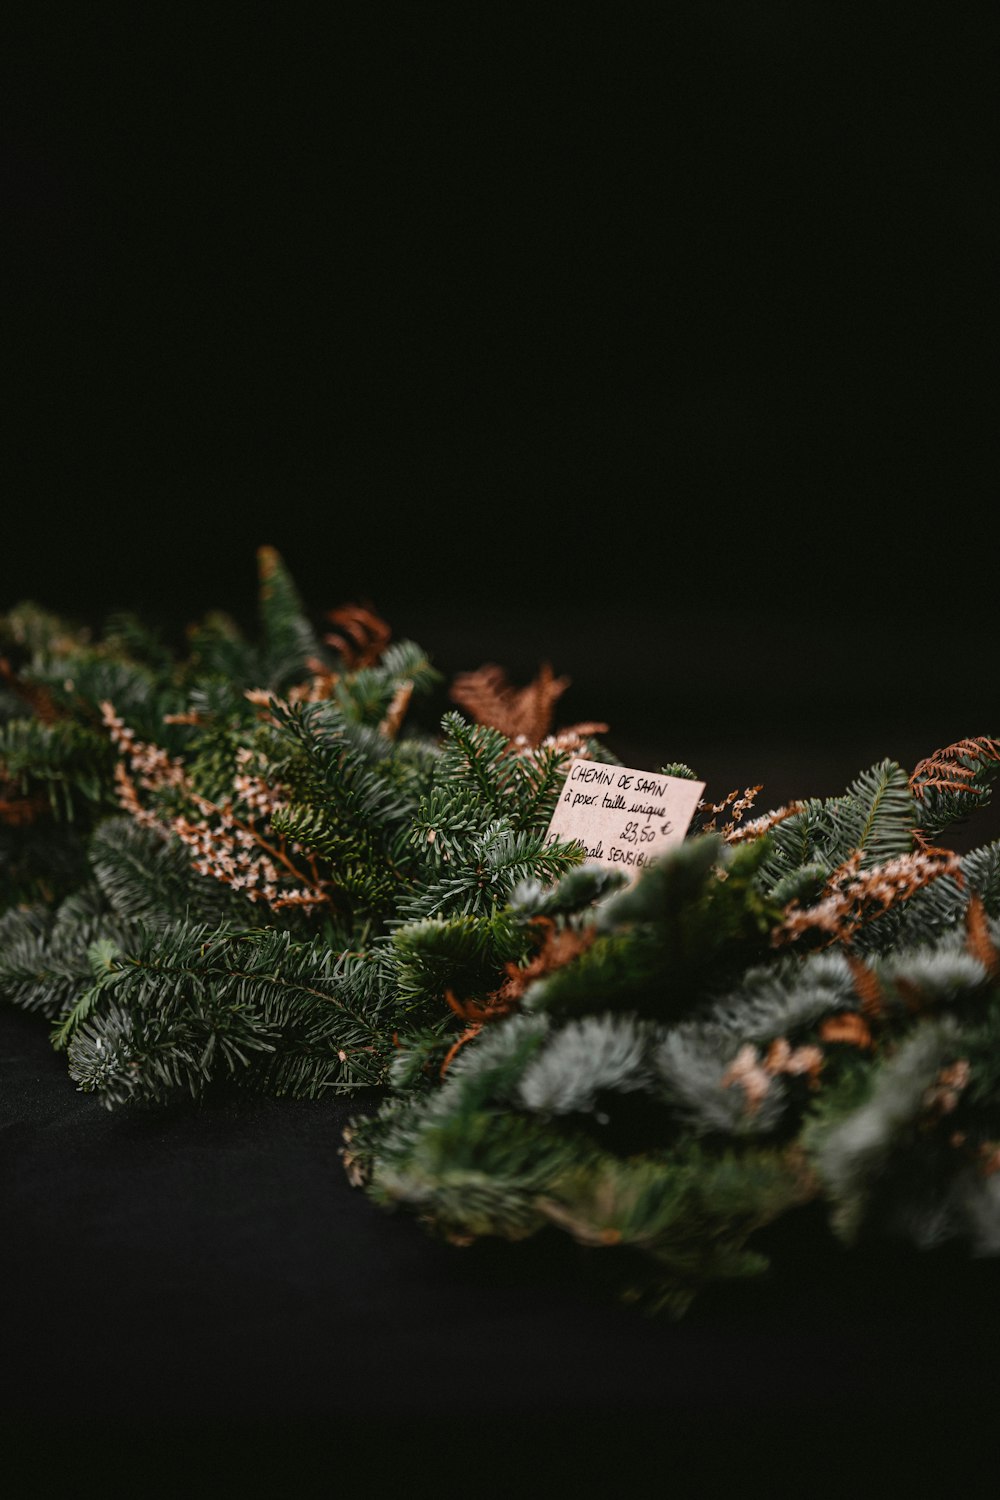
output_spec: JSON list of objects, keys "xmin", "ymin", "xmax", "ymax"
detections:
[{"xmin": 4, "ymin": 551, "xmax": 1000, "ymax": 1315}]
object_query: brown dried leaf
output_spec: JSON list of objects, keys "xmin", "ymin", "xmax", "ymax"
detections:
[
  {"xmin": 495, "ymin": 918, "xmax": 596, "ymax": 1005},
  {"xmin": 910, "ymin": 737, "xmax": 1000, "ymax": 799},
  {"xmin": 378, "ymin": 680, "xmax": 413, "ymax": 740},
  {"xmin": 449, "ymin": 661, "xmax": 574, "ymax": 746},
  {"xmin": 966, "ymin": 893, "xmax": 1000, "ymax": 979},
  {"xmin": 819, "ymin": 1012, "xmax": 874, "ymax": 1049},
  {"xmin": 325, "ymin": 604, "xmax": 391, "ymax": 669}
]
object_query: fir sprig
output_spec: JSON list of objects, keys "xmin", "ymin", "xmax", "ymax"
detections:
[{"xmin": 5, "ymin": 553, "xmax": 1000, "ymax": 1316}]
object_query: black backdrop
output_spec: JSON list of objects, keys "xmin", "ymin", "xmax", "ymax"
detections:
[
  {"xmin": 3, "ymin": 5, "xmax": 998, "ymax": 1483},
  {"xmin": 6, "ymin": 5, "xmax": 994, "ymax": 763}
]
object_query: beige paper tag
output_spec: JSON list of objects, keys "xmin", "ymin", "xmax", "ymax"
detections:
[{"xmin": 545, "ymin": 759, "xmax": 706, "ymax": 877}]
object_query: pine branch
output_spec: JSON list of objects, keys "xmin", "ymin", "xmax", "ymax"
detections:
[
  {"xmin": 256, "ymin": 544, "xmax": 321, "ymax": 690},
  {"xmin": 65, "ymin": 922, "xmax": 396, "ymax": 1107},
  {"xmin": 11, "ymin": 552, "xmax": 1000, "ymax": 1319}
]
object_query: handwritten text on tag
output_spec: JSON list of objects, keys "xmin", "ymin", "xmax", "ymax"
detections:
[{"xmin": 545, "ymin": 759, "xmax": 706, "ymax": 876}]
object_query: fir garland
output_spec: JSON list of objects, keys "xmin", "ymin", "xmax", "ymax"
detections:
[{"xmin": 3, "ymin": 549, "xmax": 1000, "ymax": 1315}]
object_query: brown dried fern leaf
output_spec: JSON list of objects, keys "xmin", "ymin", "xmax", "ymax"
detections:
[
  {"xmin": 324, "ymin": 604, "xmax": 391, "ymax": 669},
  {"xmin": 910, "ymin": 737, "xmax": 1000, "ymax": 799},
  {"xmin": 438, "ymin": 921, "xmax": 598, "ymax": 1076},
  {"xmin": 495, "ymin": 917, "xmax": 597, "ymax": 1005},
  {"xmin": 450, "ymin": 661, "xmax": 591, "ymax": 747},
  {"xmin": 966, "ymin": 893, "xmax": 1000, "ymax": 979},
  {"xmin": 845, "ymin": 953, "xmax": 886, "ymax": 1018}
]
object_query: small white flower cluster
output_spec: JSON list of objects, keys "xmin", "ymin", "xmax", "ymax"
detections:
[
  {"xmin": 725, "ymin": 801, "xmax": 805, "ymax": 845},
  {"xmin": 172, "ymin": 792, "xmax": 326, "ymax": 910},
  {"xmin": 102, "ymin": 702, "xmax": 187, "ymax": 830},
  {"xmin": 101, "ymin": 701, "xmax": 187, "ymax": 797},
  {"xmin": 509, "ymin": 724, "xmax": 609, "ymax": 760},
  {"xmin": 232, "ymin": 747, "xmax": 283, "ymax": 819},
  {"xmin": 172, "ymin": 806, "xmax": 280, "ymax": 902},
  {"xmin": 101, "ymin": 701, "xmax": 328, "ymax": 913}
]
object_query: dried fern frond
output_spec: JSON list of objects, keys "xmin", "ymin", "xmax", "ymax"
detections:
[
  {"xmin": 845, "ymin": 953, "xmax": 886, "ymax": 1017},
  {"xmin": 966, "ymin": 893, "xmax": 1000, "ymax": 979},
  {"xmin": 449, "ymin": 661, "xmax": 572, "ymax": 746},
  {"xmin": 910, "ymin": 737, "xmax": 1000, "ymax": 799},
  {"xmin": 325, "ymin": 604, "xmax": 392, "ymax": 669},
  {"xmin": 495, "ymin": 917, "xmax": 597, "ymax": 1005}
]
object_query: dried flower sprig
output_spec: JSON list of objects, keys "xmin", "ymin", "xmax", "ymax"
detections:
[
  {"xmin": 101, "ymin": 702, "xmax": 187, "ymax": 795},
  {"xmin": 722, "ymin": 1037, "xmax": 824, "ymax": 1115},
  {"xmin": 773, "ymin": 848, "xmax": 963, "ymax": 948},
  {"xmin": 724, "ymin": 801, "xmax": 804, "ymax": 845},
  {"xmin": 101, "ymin": 702, "xmax": 332, "ymax": 913},
  {"xmin": 173, "ymin": 792, "xmax": 329, "ymax": 910},
  {"xmin": 698, "ymin": 785, "xmax": 763, "ymax": 837}
]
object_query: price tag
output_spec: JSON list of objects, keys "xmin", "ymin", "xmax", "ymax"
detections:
[{"xmin": 545, "ymin": 759, "xmax": 705, "ymax": 877}]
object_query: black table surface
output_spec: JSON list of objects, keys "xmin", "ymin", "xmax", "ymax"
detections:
[{"xmin": 4, "ymin": 1000, "xmax": 1000, "ymax": 1491}]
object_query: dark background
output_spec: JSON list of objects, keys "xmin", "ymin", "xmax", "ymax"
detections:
[
  {"xmin": 4, "ymin": 4, "xmax": 996, "ymax": 801},
  {"xmin": 2, "ymin": 7, "xmax": 999, "ymax": 1479}
]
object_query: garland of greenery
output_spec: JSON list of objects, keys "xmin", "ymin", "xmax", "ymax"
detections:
[{"xmin": 4, "ymin": 549, "xmax": 1000, "ymax": 1315}]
